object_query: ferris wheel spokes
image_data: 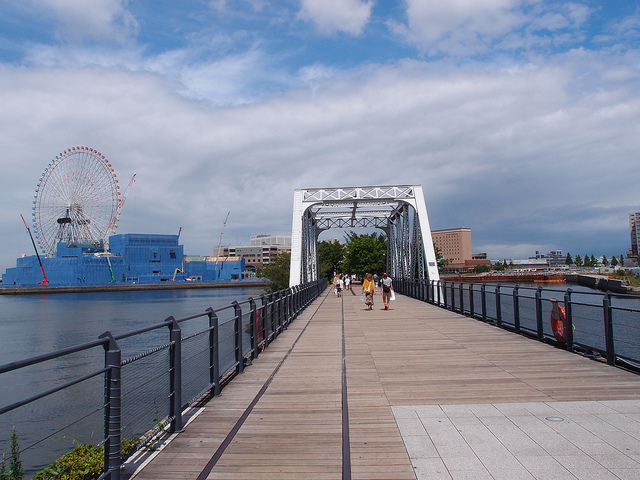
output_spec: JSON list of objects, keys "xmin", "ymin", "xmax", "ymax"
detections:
[{"xmin": 32, "ymin": 146, "xmax": 122, "ymax": 256}]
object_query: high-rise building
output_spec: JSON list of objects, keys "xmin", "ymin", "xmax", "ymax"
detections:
[
  {"xmin": 431, "ymin": 227, "xmax": 472, "ymax": 267},
  {"xmin": 431, "ymin": 227, "xmax": 491, "ymax": 272},
  {"xmin": 630, "ymin": 210, "xmax": 640, "ymax": 257}
]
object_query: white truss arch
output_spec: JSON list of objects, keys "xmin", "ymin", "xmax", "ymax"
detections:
[{"xmin": 289, "ymin": 185, "xmax": 440, "ymax": 286}]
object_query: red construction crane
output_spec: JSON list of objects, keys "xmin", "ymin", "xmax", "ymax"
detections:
[{"xmin": 20, "ymin": 214, "xmax": 49, "ymax": 285}]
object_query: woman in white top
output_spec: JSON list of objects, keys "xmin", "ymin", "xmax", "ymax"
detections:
[{"xmin": 380, "ymin": 273, "xmax": 393, "ymax": 310}]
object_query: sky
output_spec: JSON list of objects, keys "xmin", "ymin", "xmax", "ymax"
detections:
[{"xmin": 0, "ymin": 0, "xmax": 639, "ymax": 272}]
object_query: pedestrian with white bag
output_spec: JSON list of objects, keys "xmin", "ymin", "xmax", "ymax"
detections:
[{"xmin": 380, "ymin": 273, "xmax": 394, "ymax": 310}]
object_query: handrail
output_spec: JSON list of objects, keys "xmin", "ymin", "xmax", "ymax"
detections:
[
  {"xmin": 395, "ymin": 278, "xmax": 640, "ymax": 370},
  {"xmin": 0, "ymin": 278, "xmax": 327, "ymax": 479}
]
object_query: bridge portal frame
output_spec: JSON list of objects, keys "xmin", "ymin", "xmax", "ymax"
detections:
[{"xmin": 289, "ymin": 185, "xmax": 440, "ymax": 286}]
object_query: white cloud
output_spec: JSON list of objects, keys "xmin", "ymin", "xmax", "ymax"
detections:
[
  {"xmin": 30, "ymin": 0, "xmax": 138, "ymax": 43},
  {"xmin": 392, "ymin": 0, "xmax": 597, "ymax": 56},
  {"xmin": 22, "ymin": 42, "xmax": 294, "ymax": 106},
  {"xmin": 393, "ymin": 0, "xmax": 524, "ymax": 54},
  {"xmin": 298, "ymin": 0, "xmax": 373, "ymax": 35}
]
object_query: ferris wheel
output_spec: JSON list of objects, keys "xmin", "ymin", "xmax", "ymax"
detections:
[{"xmin": 32, "ymin": 146, "xmax": 122, "ymax": 257}]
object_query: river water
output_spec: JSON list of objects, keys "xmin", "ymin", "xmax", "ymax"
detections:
[{"xmin": 0, "ymin": 285, "xmax": 266, "ymax": 477}]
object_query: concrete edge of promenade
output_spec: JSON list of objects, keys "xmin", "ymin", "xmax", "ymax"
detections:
[{"xmin": 0, "ymin": 279, "xmax": 271, "ymax": 295}]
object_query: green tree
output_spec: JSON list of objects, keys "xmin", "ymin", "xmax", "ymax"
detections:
[
  {"xmin": 602, "ymin": 255, "xmax": 609, "ymax": 266},
  {"xmin": 565, "ymin": 253, "xmax": 573, "ymax": 265},
  {"xmin": 317, "ymin": 240, "xmax": 345, "ymax": 279},
  {"xmin": 590, "ymin": 254, "xmax": 597, "ymax": 266},
  {"xmin": 342, "ymin": 232, "xmax": 386, "ymax": 276},
  {"xmin": 611, "ymin": 255, "xmax": 619, "ymax": 267},
  {"xmin": 574, "ymin": 255, "xmax": 582, "ymax": 266},
  {"xmin": 583, "ymin": 254, "xmax": 590, "ymax": 267},
  {"xmin": 7, "ymin": 427, "xmax": 23, "ymax": 480},
  {"xmin": 433, "ymin": 244, "xmax": 449, "ymax": 268},
  {"xmin": 257, "ymin": 252, "xmax": 291, "ymax": 292},
  {"xmin": 474, "ymin": 264, "xmax": 491, "ymax": 273},
  {"xmin": 620, "ymin": 254, "xmax": 625, "ymax": 266}
]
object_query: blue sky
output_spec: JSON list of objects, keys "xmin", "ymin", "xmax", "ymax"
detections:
[{"xmin": 1, "ymin": 0, "xmax": 639, "ymax": 271}]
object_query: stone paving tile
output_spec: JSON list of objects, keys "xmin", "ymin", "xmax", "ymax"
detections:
[
  {"xmin": 610, "ymin": 468, "xmax": 640, "ymax": 480},
  {"xmin": 411, "ymin": 457, "xmax": 453, "ymax": 480},
  {"xmin": 393, "ymin": 400, "xmax": 640, "ymax": 480},
  {"xmin": 401, "ymin": 434, "xmax": 439, "ymax": 458}
]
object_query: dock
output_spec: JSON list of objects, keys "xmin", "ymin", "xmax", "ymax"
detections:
[{"xmin": 125, "ymin": 288, "xmax": 640, "ymax": 479}]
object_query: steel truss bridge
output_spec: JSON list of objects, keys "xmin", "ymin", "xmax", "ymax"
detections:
[{"xmin": 289, "ymin": 185, "xmax": 440, "ymax": 286}]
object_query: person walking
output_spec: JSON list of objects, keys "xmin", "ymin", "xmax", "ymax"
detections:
[
  {"xmin": 380, "ymin": 272, "xmax": 393, "ymax": 310},
  {"xmin": 362, "ymin": 272, "xmax": 375, "ymax": 310},
  {"xmin": 334, "ymin": 273, "xmax": 343, "ymax": 297}
]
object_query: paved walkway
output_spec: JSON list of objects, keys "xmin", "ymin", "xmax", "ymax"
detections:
[{"xmin": 126, "ymin": 288, "xmax": 640, "ymax": 480}]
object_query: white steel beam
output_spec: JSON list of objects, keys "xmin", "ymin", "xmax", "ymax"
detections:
[{"xmin": 289, "ymin": 185, "xmax": 440, "ymax": 286}]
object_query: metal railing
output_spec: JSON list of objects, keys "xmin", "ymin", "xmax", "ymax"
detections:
[
  {"xmin": 396, "ymin": 278, "xmax": 640, "ymax": 369},
  {"xmin": 0, "ymin": 279, "xmax": 326, "ymax": 479}
]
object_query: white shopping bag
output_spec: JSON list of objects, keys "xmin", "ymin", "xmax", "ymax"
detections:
[{"xmin": 390, "ymin": 291, "xmax": 395, "ymax": 301}]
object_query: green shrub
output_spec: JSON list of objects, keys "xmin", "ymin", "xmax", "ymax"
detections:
[
  {"xmin": 0, "ymin": 427, "xmax": 23, "ymax": 480},
  {"xmin": 34, "ymin": 439, "xmax": 138, "ymax": 480}
]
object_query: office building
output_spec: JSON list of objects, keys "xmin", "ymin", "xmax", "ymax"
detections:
[
  {"xmin": 215, "ymin": 235, "xmax": 292, "ymax": 271},
  {"xmin": 431, "ymin": 227, "xmax": 490, "ymax": 272},
  {"xmin": 630, "ymin": 210, "xmax": 640, "ymax": 257}
]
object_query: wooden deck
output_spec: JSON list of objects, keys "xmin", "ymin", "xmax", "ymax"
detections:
[{"xmin": 126, "ymin": 289, "xmax": 640, "ymax": 480}]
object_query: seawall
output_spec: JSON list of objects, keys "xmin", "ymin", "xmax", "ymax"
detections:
[{"xmin": 0, "ymin": 279, "xmax": 270, "ymax": 295}]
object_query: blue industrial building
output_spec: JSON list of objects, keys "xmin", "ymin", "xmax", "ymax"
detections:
[{"xmin": 2, "ymin": 233, "xmax": 245, "ymax": 287}]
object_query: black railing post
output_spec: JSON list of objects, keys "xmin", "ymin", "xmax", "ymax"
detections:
[
  {"xmin": 450, "ymin": 282, "xmax": 455, "ymax": 310},
  {"xmin": 495, "ymin": 285, "xmax": 502, "ymax": 327},
  {"xmin": 450, "ymin": 282, "xmax": 455, "ymax": 311},
  {"xmin": 459, "ymin": 282, "xmax": 464, "ymax": 314},
  {"xmin": 270, "ymin": 294, "xmax": 276, "ymax": 339},
  {"xmin": 288, "ymin": 287, "xmax": 294, "ymax": 324},
  {"xmin": 469, "ymin": 284, "xmax": 474, "ymax": 317},
  {"xmin": 167, "ymin": 317, "xmax": 184, "ymax": 433},
  {"xmin": 603, "ymin": 294, "xmax": 615, "ymax": 365},
  {"xmin": 535, "ymin": 287, "xmax": 543, "ymax": 340},
  {"xmin": 249, "ymin": 297, "xmax": 258, "ymax": 360},
  {"xmin": 276, "ymin": 291, "xmax": 284, "ymax": 332},
  {"xmin": 206, "ymin": 307, "xmax": 220, "ymax": 396},
  {"xmin": 261, "ymin": 295, "xmax": 269, "ymax": 348},
  {"xmin": 443, "ymin": 281, "xmax": 448, "ymax": 309},
  {"xmin": 100, "ymin": 331, "xmax": 121, "ymax": 480},
  {"xmin": 513, "ymin": 286, "xmax": 520, "ymax": 333},
  {"xmin": 232, "ymin": 301, "xmax": 244, "ymax": 374},
  {"xmin": 564, "ymin": 289, "xmax": 573, "ymax": 351},
  {"xmin": 481, "ymin": 284, "xmax": 486, "ymax": 321}
]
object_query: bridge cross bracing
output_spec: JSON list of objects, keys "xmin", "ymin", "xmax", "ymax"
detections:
[{"xmin": 289, "ymin": 185, "xmax": 440, "ymax": 286}]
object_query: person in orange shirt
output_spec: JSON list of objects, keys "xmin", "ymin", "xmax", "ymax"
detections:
[{"xmin": 362, "ymin": 272, "xmax": 375, "ymax": 310}]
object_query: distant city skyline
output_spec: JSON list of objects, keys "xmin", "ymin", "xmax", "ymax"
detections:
[{"xmin": 0, "ymin": 1, "xmax": 638, "ymax": 272}]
